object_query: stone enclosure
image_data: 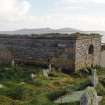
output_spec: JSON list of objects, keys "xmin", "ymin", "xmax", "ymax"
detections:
[{"xmin": 0, "ymin": 33, "xmax": 104, "ymax": 72}]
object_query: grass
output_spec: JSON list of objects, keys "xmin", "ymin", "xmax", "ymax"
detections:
[
  {"xmin": 0, "ymin": 64, "xmax": 104, "ymax": 105},
  {"xmin": 0, "ymin": 64, "xmax": 77, "ymax": 105}
]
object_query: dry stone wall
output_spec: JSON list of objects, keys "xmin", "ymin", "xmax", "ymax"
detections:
[
  {"xmin": 0, "ymin": 35, "xmax": 76, "ymax": 70},
  {"xmin": 75, "ymin": 36, "xmax": 101, "ymax": 71},
  {"xmin": 100, "ymin": 50, "xmax": 105, "ymax": 67},
  {"xmin": 0, "ymin": 34, "xmax": 102, "ymax": 72}
]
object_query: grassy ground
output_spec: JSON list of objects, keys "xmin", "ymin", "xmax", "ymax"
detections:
[{"xmin": 0, "ymin": 64, "xmax": 104, "ymax": 105}]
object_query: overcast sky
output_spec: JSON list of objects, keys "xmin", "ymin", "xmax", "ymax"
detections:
[{"xmin": 0, "ymin": 0, "xmax": 105, "ymax": 31}]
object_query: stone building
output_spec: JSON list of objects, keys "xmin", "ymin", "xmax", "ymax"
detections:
[
  {"xmin": 0, "ymin": 33, "xmax": 103, "ymax": 72},
  {"xmin": 100, "ymin": 43, "xmax": 105, "ymax": 67}
]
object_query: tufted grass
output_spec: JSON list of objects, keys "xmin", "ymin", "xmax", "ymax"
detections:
[{"xmin": 0, "ymin": 64, "xmax": 104, "ymax": 105}]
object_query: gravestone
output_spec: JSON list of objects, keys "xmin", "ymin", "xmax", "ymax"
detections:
[
  {"xmin": 0, "ymin": 84, "xmax": 4, "ymax": 88},
  {"xmin": 30, "ymin": 73, "xmax": 37, "ymax": 80},
  {"xmin": 80, "ymin": 87, "xmax": 98, "ymax": 105},
  {"xmin": 20, "ymin": 82, "xmax": 25, "ymax": 85},
  {"xmin": 11, "ymin": 59, "xmax": 15, "ymax": 67},
  {"xmin": 42, "ymin": 69, "xmax": 49, "ymax": 78},
  {"xmin": 91, "ymin": 69, "xmax": 98, "ymax": 87},
  {"xmin": 48, "ymin": 64, "xmax": 52, "ymax": 72},
  {"xmin": 42, "ymin": 64, "xmax": 52, "ymax": 78}
]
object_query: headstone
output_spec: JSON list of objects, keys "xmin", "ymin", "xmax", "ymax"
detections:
[
  {"xmin": 80, "ymin": 87, "xmax": 98, "ymax": 105},
  {"xmin": 11, "ymin": 59, "xmax": 15, "ymax": 67},
  {"xmin": 42, "ymin": 69, "xmax": 49, "ymax": 78},
  {"xmin": 20, "ymin": 82, "xmax": 25, "ymax": 85},
  {"xmin": 31, "ymin": 73, "xmax": 37, "ymax": 80},
  {"xmin": 91, "ymin": 69, "xmax": 98, "ymax": 87},
  {"xmin": 49, "ymin": 64, "xmax": 52, "ymax": 72},
  {"xmin": 0, "ymin": 84, "xmax": 4, "ymax": 88},
  {"xmin": 5, "ymin": 67, "xmax": 10, "ymax": 70}
]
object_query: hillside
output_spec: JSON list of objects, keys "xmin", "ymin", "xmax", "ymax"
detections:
[
  {"xmin": 0, "ymin": 64, "xmax": 105, "ymax": 105},
  {"xmin": 0, "ymin": 28, "xmax": 80, "ymax": 35},
  {"xmin": 0, "ymin": 27, "xmax": 105, "ymax": 42}
]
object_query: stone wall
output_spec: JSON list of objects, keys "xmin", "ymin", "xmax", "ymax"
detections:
[
  {"xmin": 0, "ymin": 34, "xmax": 102, "ymax": 72},
  {"xmin": 75, "ymin": 36, "xmax": 101, "ymax": 71},
  {"xmin": 0, "ymin": 35, "xmax": 76, "ymax": 70},
  {"xmin": 100, "ymin": 50, "xmax": 105, "ymax": 67}
]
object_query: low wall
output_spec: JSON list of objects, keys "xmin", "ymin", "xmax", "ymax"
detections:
[{"xmin": 100, "ymin": 50, "xmax": 105, "ymax": 67}]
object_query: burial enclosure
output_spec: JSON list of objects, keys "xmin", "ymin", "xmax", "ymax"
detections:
[{"xmin": 0, "ymin": 33, "xmax": 103, "ymax": 72}]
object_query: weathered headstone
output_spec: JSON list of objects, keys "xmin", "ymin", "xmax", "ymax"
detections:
[
  {"xmin": 20, "ymin": 82, "xmax": 25, "ymax": 85},
  {"xmin": 0, "ymin": 84, "xmax": 4, "ymax": 88},
  {"xmin": 11, "ymin": 59, "xmax": 15, "ymax": 67},
  {"xmin": 80, "ymin": 87, "xmax": 98, "ymax": 105},
  {"xmin": 48, "ymin": 64, "xmax": 52, "ymax": 72},
  {"xmin": 30, "ymin": 73, "xmax": 37, "ymax": 80},
  {"xmin": 91, "ymin": 69, "xmax": 98, "ymax": 87},
  {"xmin": 42, "ymin": 69, "xmax": 49, "ymax": 78}
]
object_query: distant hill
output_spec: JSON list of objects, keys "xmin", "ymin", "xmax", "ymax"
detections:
[
  {"xmin": 0, "ymin": 28, "xmax": 105, "ymax": 42},
  {"xmin": 0, "ymin": 28, "xmax": 80, "ymax": 35}
]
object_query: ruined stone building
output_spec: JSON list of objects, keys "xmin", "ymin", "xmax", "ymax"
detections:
[{"xmin": 0, "ymin": 33, "xmax": 104, "ymax": 72}]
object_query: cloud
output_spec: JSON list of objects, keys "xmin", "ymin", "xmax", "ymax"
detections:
[
  {"xmin": 92, "ymin": 0, "xmax": 105, "ymax": 3},
  {"xmin": 0, "ymin": 0, "xmax": 31, "ymax": 21},
  {"xmin": 0, "ymin": 0, "xmax": 105, "ymax": 31},
  {"xmin": 45, "ymin": 0, "xmax": 105, "ymax": 31},
  {"xmin": 52, "ymin": 0, "xmax": 105, "ymax": 14},
  {"xmin": 0, "ymin": 0, "xmax": 32, "ymax": 30}
]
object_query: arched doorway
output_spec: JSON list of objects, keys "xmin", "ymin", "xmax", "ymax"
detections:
[
  {"xmin": 88, "ymin": 44, "xmax": 94, "ymax": 67},
  {"xmin": 88, "ymin": 45, "xmax": 94, "ymax": 54}
]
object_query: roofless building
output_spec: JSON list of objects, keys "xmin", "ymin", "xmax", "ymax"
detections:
[{"xmin": 0, "ymin": 33, "xmax": 102, "ymax": 72}]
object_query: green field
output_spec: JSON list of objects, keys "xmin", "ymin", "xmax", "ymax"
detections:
[{"xmin": 0, "ymin": 64, "xmax": 105, "ymax": 105}]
